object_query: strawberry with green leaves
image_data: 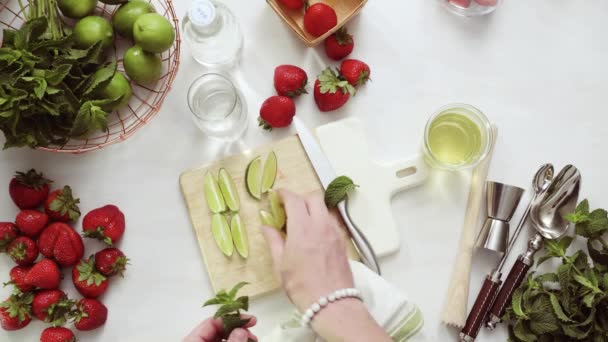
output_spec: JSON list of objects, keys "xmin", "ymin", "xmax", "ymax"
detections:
[
  {"xmin": 8, "ymin": 236, "xmax": 39, "ymax": 266},
  {"xmin": 24, "ymin": 259, "xmax": 61, "ymax": 290},
  {"xmin": 95, "ymin": 248, "xmax": 129, "ymax": 277},
  {"xmin": 9, "ymin": 169, "xmax": 52, "ymax": 209},
  {"xmin": 313, "ymin": 67, "xmax": 356, "ymax": 112},
  {"xmin": 340, "ymin": 59, "xmax": 371, "ymax": 87},
  {"xmin": 8, "ymin": 266, "xmax": 35, "ymax": 292},
  {"xmin": 72, "ymin": 256, "xmax": 109, "ymax": 298},
  {"xmin": 38, "ymin": 222, "xmax": 84, "ymax": 267},
  {"xmin": 0, "ymin": 222, "xmax": 18, "ymax": 252},
  {"xmin": 324, "ymin": 27, "xmax": 354, "ymax": 61},
  {"xmin": 44, "ymin": 186, "xmax": 81, "ymax": 222},
  {"xmin": 82, "ymin": 205, "xmax": 125, "ymax": 245},
  {"xmin": 73, "ymin": 298, "xmax": 107, "ymax": 331},
  {"xmin": 16, "ymin": 209, "xmax": 49, "ymax": 238},
  {"xmin": 32, "ymin": 289, "xmax": 75, "ymax": 326},
  {"xmin": 274, "ymin": 65, "xmax": 308, "ymax": 98},
  {"xmin": 0, "ymin": 292, "xmax": 33, "ymax": 331},
  {"xmin": 40, "ymin": 327, "xmax": 76, "ymax": 342}
]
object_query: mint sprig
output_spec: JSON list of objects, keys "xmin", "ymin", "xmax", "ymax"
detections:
[
  {"xmin": 203, "ymin": 282, "xmax": 254, "ymax": 341},
  {"xmin": 324, "ymin": 176, "xmax": 358, "ymax": 208}
]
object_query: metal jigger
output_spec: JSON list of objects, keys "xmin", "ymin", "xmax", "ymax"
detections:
[{"xmin": 475, "ymin": 181, "xmax": 525, "ymax": 254}]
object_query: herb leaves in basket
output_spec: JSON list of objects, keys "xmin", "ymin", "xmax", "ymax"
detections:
[
  {"xmin": 0, "ymin": 1, "xmax": 123, "ymax": 149},
  {"xmin": 505, "ymin": 199, "xmax": 608, "ymax": 342}
]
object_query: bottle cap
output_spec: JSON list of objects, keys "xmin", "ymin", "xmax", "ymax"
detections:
[{"xmin": 189, "ymin": 0, "xmax": 216, "ymax": 27}]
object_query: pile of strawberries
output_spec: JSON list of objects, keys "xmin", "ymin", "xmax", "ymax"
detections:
[
  {"xmin": 0, "ymin": 169, "xmax": 128, "ymax": 341},
  {"xmin": 258, "ymin": 26, "xmax": 370, "ymax": 130}
]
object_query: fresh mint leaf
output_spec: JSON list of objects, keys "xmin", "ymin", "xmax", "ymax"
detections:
[
  {"xmin": 513, "ymin": 320, "xmax": 537, "ymax": 342},
  {"xmin": 574, "ymin": 274, "xmax": 601, "ymax": 294},
  {"xmin": 325, "ymin": 176, "xmax": 358, "ymax": 208},
  {"xmin": 548, "ymin": 293, "xmax": 573, "ymax": 322},
  {"xmin": 563, "ymin": 323, "xmax": 592, "ymax": 340},
  {"xmin": 228, "ymin": 282, "xmax": 249, "ymax": 300},
  {"xmin": 511, "ymin": 288, "xmax": 529, "ymax": 319},
  {"xmin": 83, "ymin": 61, "xmax": 116, "ymax": 97}
]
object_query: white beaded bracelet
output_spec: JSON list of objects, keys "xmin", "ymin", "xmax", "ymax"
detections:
[{"xmin": 299, "ymin": 288, "xmax": 362, "ymax": 327}]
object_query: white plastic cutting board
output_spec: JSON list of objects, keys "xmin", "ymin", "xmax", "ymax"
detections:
[{"xmin": 316, "ymin": 118, "xmax": 428, "ymax": 256}]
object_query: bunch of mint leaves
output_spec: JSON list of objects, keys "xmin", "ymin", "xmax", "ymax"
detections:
[
  {"xmin": 505, "ymin": 199, "xmax": 608, "ymax": 342},
  {"xmin": 203, "ymin": 282, "xmax": 255, "ymax": 341},
  {"xmin": 0, "ymin": 15, "xmax": 121, "ymax": 149}
]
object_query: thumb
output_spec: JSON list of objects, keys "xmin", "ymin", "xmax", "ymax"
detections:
[
  {"xmin": 261, "ymin": 225, "xmax": 285, "ymax": 276},
  {"xmin": 227, "ymin": 328, "xmax": 249, "ymax": 342}
]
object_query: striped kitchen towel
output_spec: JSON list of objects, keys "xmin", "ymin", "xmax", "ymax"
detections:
[{"xmin": 263, "ymin": 261, "xmax": 424, "ymax": 341}]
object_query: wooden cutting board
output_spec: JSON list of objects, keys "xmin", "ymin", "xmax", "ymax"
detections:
[{"xmin": 179, "ymin": 135, "xmax": 358, "ymax": 298}]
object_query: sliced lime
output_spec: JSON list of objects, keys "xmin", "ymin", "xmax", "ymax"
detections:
[
  {"xmin": 204, "ymin": 172, "xmax": 226, "ymax": 213},
  {"xmin": 231, "ymin": 214, "xmax": 249, "ymax": 258},
  {"xmin": 269, "ymin": 190, "xmax": 286, "ymax": 230},
  {"xmin": 259, "ymin": 210, "xmax": 276, "ymax": 228},
  {"xmin": 211, "ymin": 214, "xmax": 234, "ymax": 257},
  {"xmin": 245, "ymin": 156, "xmax": 262, "ymax": 200},
  {"xmin": 261, "ymin": 151, "xmax": 277, "ymax": 194},
  {"xmin": 218, "ymin": 168, "xmax": 240, "ymax": 212}
]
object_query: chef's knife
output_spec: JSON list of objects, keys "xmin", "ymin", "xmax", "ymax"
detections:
[{"xmin": 294, "ymin": 117, "xmax": 381, "ymax": 275}]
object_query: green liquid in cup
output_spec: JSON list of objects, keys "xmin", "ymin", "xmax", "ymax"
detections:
[{"xmin": 427, "ymin": 113, "xmax": 482, "ymax": 167}]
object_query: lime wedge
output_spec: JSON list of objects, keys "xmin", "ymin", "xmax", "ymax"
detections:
[
  {"xmin": 259, "ymin": 210, "xmax": 276, "ymax": 228},
  {"xmin": 218, "ymin": 168, "xmax": 240, "ymax": 212},
  {"xmin": 231, "ymin": 214, "xmax": 249, "ymax": 258},
  {"xmin": 204, "ymin": 172, "xmax": 226, "ymax": 213},
  {"xmin": 269, "ymin": 190, "xmax": 286, "ymax": 229},
  {"xmin": 261, "ymin": 151, "xmax": 277, "ymax": 194},
  {"xmin": 246, "ymin": 156, "xmax": 262, "ymax": 200},
  {"xmin": 211, "ymin": 214, "xmax": 234, "ymax": 257}
]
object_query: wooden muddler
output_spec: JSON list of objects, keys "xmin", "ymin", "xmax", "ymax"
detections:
[{"xmin": 440, "ymin": 126, "xmax": 498, "ymax": 328}]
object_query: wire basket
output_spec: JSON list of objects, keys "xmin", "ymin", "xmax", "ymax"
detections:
[{"xmin": 0, "ymin": 0, "xmax": 181, "ymax": 153}]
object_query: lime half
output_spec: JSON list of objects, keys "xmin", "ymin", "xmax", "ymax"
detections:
[
  {"xmin": 231, "ymin": 214, "xmax": 249, "ymax": 258},
  {"xmin": 218, "ymin": 168, "xmax": 240, "ymax": 212},
  {"xmin": 269, "ymin": 190, "xmax": 286, "ymax": 230},
  {"xmin": 261, "ymin": 151, "xmax": 277, "ymax": 194},
  {"xmin": 211, "ymin": 214, "xmax": 234, "ymax": 257},
  {"xmin": 204, "ymin": 172, "xmax": 226, "ymax": 213},
  {"xmin": 259, "ymin": 210, "xmax": 276, "ymax": 228},
  {"xmin": 246, "ymin": 156, "xmax": 262, "ymax": 200}
]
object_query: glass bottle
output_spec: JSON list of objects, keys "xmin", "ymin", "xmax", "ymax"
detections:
[{"xmin": 182, "ymin": 0, "xmax": 244, "ymax": 68}]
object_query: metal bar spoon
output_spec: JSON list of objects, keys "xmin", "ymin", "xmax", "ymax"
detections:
[{"xmin": 459, "ymin": 164, "xmax": 554, "ymax": 341}]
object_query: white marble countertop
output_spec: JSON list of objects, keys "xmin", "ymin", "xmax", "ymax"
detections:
[{"xmin": 2, "ymin": 0, "xmax": 608, "ymax": 341}]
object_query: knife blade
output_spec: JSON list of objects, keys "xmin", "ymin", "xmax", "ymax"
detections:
[{"xmin": 294, "ymin": 117, "xmax": 381, "ymax": 274}]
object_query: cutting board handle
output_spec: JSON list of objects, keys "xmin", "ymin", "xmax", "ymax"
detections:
[{"xmin": 383, "ymin": 155, "xmax": 428, "ymax": 196}]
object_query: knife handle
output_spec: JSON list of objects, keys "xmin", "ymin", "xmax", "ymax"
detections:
[{"xmin": 338, "ymin": 201, "xmax": 381, "ymax": 275}]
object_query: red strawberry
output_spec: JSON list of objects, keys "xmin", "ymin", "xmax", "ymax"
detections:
[
  {"xmin": 313, "ymin": 67, "xmax": 356, "ymax": 112},
  {"xmin": 303, "ymin": 3, "xmax": 337, "ymax": 37},
  {"xmin": 475, "ymin": 0, "xmax": 498, "ymax": 5},
  {"xmin": 0, "ymin": 222, "xmax": 18, "ymax": 252},
  {"xmin": 16, "ymin": 210, "xmax": 49, "ymax": 238},
  {"xmin": 8, "ymin": 266, "xmax": 35, "ymax": 292},
  {"xmin": 41, "ymin": 327, "xmax": 76, "ymax": 342},
  {"xmin": 72, "ymin": 257, "xmax": 109, "ymax": 298},
  {"xmin": 258, "ymin": 96, "xmax": 296, "ymax": 130},
  {"xmin": 274, "ymin": 65, "xmax": 308, "ymax": 98},
  {"xmin": 340, "ymin": 59, "xmax": 371, "ymax": 87},
  {"xmin": 9, "ymin": 169, "xmax": 52, "ymax": 209},
  {"xmin": 449, "ymin": 0, "xmax": 472, "ymax": 8},
  {"xmin": 324, "ymin": 27, "xmax": 354, "ymax": 60},
  {"xmin": 8, "ymin": 236, "xmax": 39, "ymax": 266},
  {"xmin": 38, "ymin": 222, "xmax": 84, "ymax": 267},
  {"xmin": 24, "ymin": 259, "xmax": 61, "ymax": 290},
  {"xmin": 82, "ymin": 205, "xmax": 125, "ymax": 245},
  {"xmin": 74, "ymin": 298, "xmax": 107, "ymax": 331},
  {"xmin": 95, "ymin": 248, "xmax": 129, "ymax": 277},
  {"xmin": 32, "ymin": 290, "xmax": 75, "ymax": 326},
  {"xmin": 278, "ymin": 0, "xmax": 304, "ymax": 10},
  {"xmin": 0, "ymin": 292, "xmax": 33, "ymax": 331},
  {"xmin": 44, "ymin": 186, "xmax": 81, "ymax": 222}
]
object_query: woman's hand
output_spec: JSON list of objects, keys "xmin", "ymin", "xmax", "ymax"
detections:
[
  {"xmin": 261, "ymin": 190, "xmax": 391, "ymax": 342},
  {"xmin": 184, "ymin": 315, "xmax": 257, "ymax": 342}
]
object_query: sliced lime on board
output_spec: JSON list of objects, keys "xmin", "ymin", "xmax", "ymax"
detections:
[
  {"xmin": 204, "ymin": 172, "xmax": 226, "ymax": 213},
  {"xmin": 211, "ymin": 213, "xmax": 234, "ymax": 257},
  {"xmin": 246, "ymin": 156, "xmax": 262, "ymax": 200},
  {"xmin": 231, "ymin": 214, "xmax": 249, "ymax": 258},
  {"xmin": 261, "ymin": 151, "xmax": 277, "ymax": 194},
  {"xmin": 269, "ymin": 190, "xmax": 286, "ymax": 230},
  {"xmin": 259, "ymin": 210, "xmax": 276, "ymax": 228},
  {"xmin": 218, "ymin": 168, "xmax": 240, "ymax": 212}
]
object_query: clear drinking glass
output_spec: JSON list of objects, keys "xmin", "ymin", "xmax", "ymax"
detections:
[
  {"xmin": 439, "ymin": 0, "xmax": 502, "ymax": 17},
  {"xmin": 423, "ymin": 103, "xmax": 493, "ymax": 170},
  {"xmin": 187, "ymin": 73, "xmax": 247, "ymax": 141}
]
